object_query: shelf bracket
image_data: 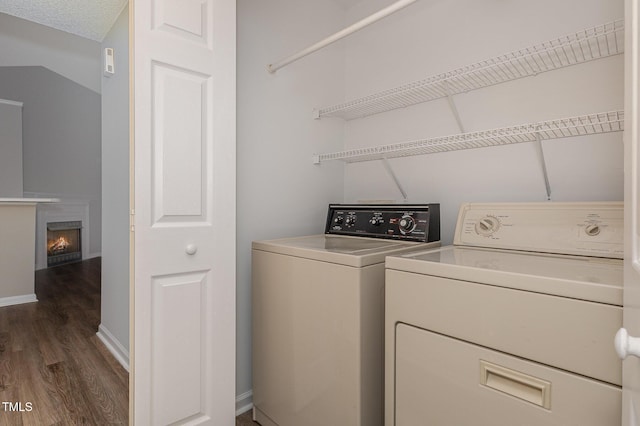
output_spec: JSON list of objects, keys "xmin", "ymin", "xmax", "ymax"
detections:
[
  {"xmin": 535, "ymin": 131, "xmax": 552, "ymax": 200},
  {"xmin": 443, "ymin": 81, "xmax": 465, "ymax": 133},
  {"xmin": 381, "ymin": 158, "xmax": 408, "ymax": 201}
]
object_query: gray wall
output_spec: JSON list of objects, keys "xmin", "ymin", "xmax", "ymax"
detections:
[
  {"xmin": 0, "ymin": 12, "xmax": 101, "ymax": 93},
  {"xmin": 0, "ymin": 66, "xmax": 102, "ymax": 256},
  {"xmin": 100, "ymin": 7, "xmax": 130, "ymax": 357},
  {"xmin": 0, "ymin": 100, "xmax": 23, "ymax": 197}
]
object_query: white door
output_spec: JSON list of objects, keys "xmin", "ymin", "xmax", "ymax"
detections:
[
  {"xmin": 131, "ymin": 0, "xmax": 236, "ymax": 424},
  {"xmin": 623, "ymin": 0, "xmax": 640, "ymax": 424}
]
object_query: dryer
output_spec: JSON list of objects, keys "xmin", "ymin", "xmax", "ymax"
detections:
[
  {"xmin": 252, "ymin": 204, "xmax": 440, "ymax": 426},
  {"xmin": 384, "ymin": 202, "xmax": 623, "ymax": 426}
]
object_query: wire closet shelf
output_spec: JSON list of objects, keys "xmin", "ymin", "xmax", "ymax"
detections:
[
  {"xmin": 315, "ymin": 20, "xmax": 624, "ymax": 121},
  {"xmin": 315, "ymin": 111, "xmax": 624, "ymax": 164}
]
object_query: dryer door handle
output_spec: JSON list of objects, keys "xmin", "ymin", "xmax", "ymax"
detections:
[{"xmin": 615, "ymin": 328, "xmax": 640, "ymax": 359}]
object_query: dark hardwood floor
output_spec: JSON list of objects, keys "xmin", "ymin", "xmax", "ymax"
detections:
[
  {"xmin": 0, "ymin": 258, "xmax": 128, "ymax": 425},
  {"xmin": 236, "ymin": 410, "xmax": 258, "ymax": 426},
  {"xmin": 0, "ymin": 257, "xmax": 262, "ymax": 425}
]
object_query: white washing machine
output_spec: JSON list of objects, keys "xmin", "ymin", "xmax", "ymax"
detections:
[
  {"xmin": 384, "ymin": 202, "xmax": 623, "ymax": 426},
  {"xmin": 252, "ymin": 204, "xmax": 441, "ymax": 426}
]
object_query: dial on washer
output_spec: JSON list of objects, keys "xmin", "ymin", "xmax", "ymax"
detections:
[{"xmin": 398, "ymin": 215, "xmax": 416, "ymax": 235}]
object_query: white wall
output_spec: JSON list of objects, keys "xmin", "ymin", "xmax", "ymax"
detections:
[
  {"xmin": 0, "ymin": 13, "xmax": 101, "ymax": 93},
  {"xmin": 99, "ymin": 6, "xmax": 130, "ymax": 365},
  {"xmin": 236, "ymin": 0, "xmax": 346, "ymax": 410},
  {"xmin": 341, "ymin": 0, "xmax": 624, "ymax": 244},
  {"xmin": 237, "ymin": 0, "xmax": 625, "ymax": 406}
]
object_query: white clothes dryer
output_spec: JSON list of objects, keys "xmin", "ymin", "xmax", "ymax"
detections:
[
  {"xmin": 385, "ymin": 202, "xmax": 623, "ymax": 426},
  {"xmin": 252, "ymin": 204, "xmax": 440, "ymax": 426}
]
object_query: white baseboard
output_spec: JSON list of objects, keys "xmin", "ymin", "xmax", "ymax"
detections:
[
  {"xmin": 236, "ymin": 390, "xmax": 253, "ymax": 416},
  {"xmin": 96, "ymin": 324, "xmax": 130, "ymax": 372},
  {"xmin": 0, "ymin": 294, "xmax": 37, "ymax": 307}
]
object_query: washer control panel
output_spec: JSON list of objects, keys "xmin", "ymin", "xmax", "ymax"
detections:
[{"xmin": 325, "ymin": 204, "xmax": 440, "ymax": 243}]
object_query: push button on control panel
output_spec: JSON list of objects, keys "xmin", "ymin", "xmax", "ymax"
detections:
[{"xmin": 370, "ymin": 216, "xmax": 383, "ymax": 226}]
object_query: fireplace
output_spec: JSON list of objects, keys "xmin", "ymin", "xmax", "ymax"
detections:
[
  {"xmin": 47, "ymin": 221, "xmax": 82, "ymax": 267},
  {"xmin": 33, "ymin": 198, "xmax": 90, "ymax": 270}
]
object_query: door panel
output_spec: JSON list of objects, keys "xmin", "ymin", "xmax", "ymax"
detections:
[
  {"xmin": 153, "ymin": 0, "xmax": 210, "ymax": 44},
  {"xmin": 133, "ymin": 0, "xmax": 236, "ymax": 424},
  {"xmin": 152, "ymin": 62, "xmax": 209, "ymax": 222},
  {"xmin": 152, "ymin": 272, "xmax": 208, "ymax": 424}
]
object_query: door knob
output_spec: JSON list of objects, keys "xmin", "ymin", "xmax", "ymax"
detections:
[
  {"xmin": 185, "ymin": 244, "xmax": 198, "ymax": 255},
  {"xmin": 614, "ymin": 328, "xmax": 640, "ymax": 359}
]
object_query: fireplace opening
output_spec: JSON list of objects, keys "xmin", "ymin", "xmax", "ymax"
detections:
[{"xmin": 47, "ymin": 221, "xmax": 82, "ymax": 267}]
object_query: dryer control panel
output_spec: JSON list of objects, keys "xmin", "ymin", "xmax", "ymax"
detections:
[
  {"xmin": 325, "ymin": 204, "xmax": 440, "ymax": 243},
  {"xmin": 453, "ymin": 202, "xmax": 623, "ymax": 258}
]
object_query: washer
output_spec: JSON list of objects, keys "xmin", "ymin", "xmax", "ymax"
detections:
[
  {"xmin": 384, "ymin": 202, "xmax": 623, "ymax": 426},
  {"xmin": 252, "ymin": 204, "xmax": 440, "ymax": 426}
]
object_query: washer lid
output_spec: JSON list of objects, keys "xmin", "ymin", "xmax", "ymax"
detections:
[
  {"xmin": 252, "ymin": 235, "xmax": 439, "ymax": 267},
  {"xmin": 386, "ymin": 245, "xmax": 622, "ymax": 305}
]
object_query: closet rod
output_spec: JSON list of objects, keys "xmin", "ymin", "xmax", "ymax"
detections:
[{"xmin": 267, "ymin": 0, "xmax": 417, "ymax": 73}]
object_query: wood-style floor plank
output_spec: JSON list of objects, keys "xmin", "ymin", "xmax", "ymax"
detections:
[
  {"xmin": 18, "ymin": 345, "xmax": 64, "ymax": 426},
  {"xmin": 89, "ymin": 335, "xmax": 128, "ymax": 390},
  {"xmin": 236, "ymin": 410, "xmax": 259, "ymax": 426},
  {"xmin": 0, "ymin": 258, "xmax": 128, "ymax": 426},
  {"xmin": 0, "ymin": 346, "xmax": 21, "ymax": 426}
]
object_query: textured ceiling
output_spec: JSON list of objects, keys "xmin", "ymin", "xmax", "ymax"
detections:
[
  {"xmin": 331, "ymin": 0, "xmax": 363, "ymax": 10},
  {"xmin": 0, "ymin": 0, "xmax": 128, "ymax": 41},
  {"xmin": 0, "ymin": 0, "xmax": 374, "ymax": 42}
]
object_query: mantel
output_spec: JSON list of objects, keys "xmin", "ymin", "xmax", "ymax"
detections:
[{"xmin": 0, "ymin": 198, "xmax": 59, "ymax": 205}]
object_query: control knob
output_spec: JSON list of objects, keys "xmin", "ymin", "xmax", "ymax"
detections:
[
  {"xmin": 334, "ymin": 216, "xmax": 343, "ymax": 225},
  {"xmin": 585, "ymin": 223, "xmax": 601, "ymax": 236},
  {"xmin": 398, "ymin": 215, "xmax": 416, "ymax": 235},
  {"xmin": 345, "ymin": 215, "xmax": 356, "ymax": 226},
  {"xmin": 475, "ymin": 215, "xmax": 500, "ymax": 237}
]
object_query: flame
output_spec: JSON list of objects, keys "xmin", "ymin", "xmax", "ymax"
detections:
[{"xmin": 48, "ymin": 236, "xmax": 70, "ymax": 254}]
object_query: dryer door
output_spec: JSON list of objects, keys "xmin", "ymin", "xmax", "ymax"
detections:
[{"xmin": 394, "ymin": 324, "xmax": 620, "ymax": 426}]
